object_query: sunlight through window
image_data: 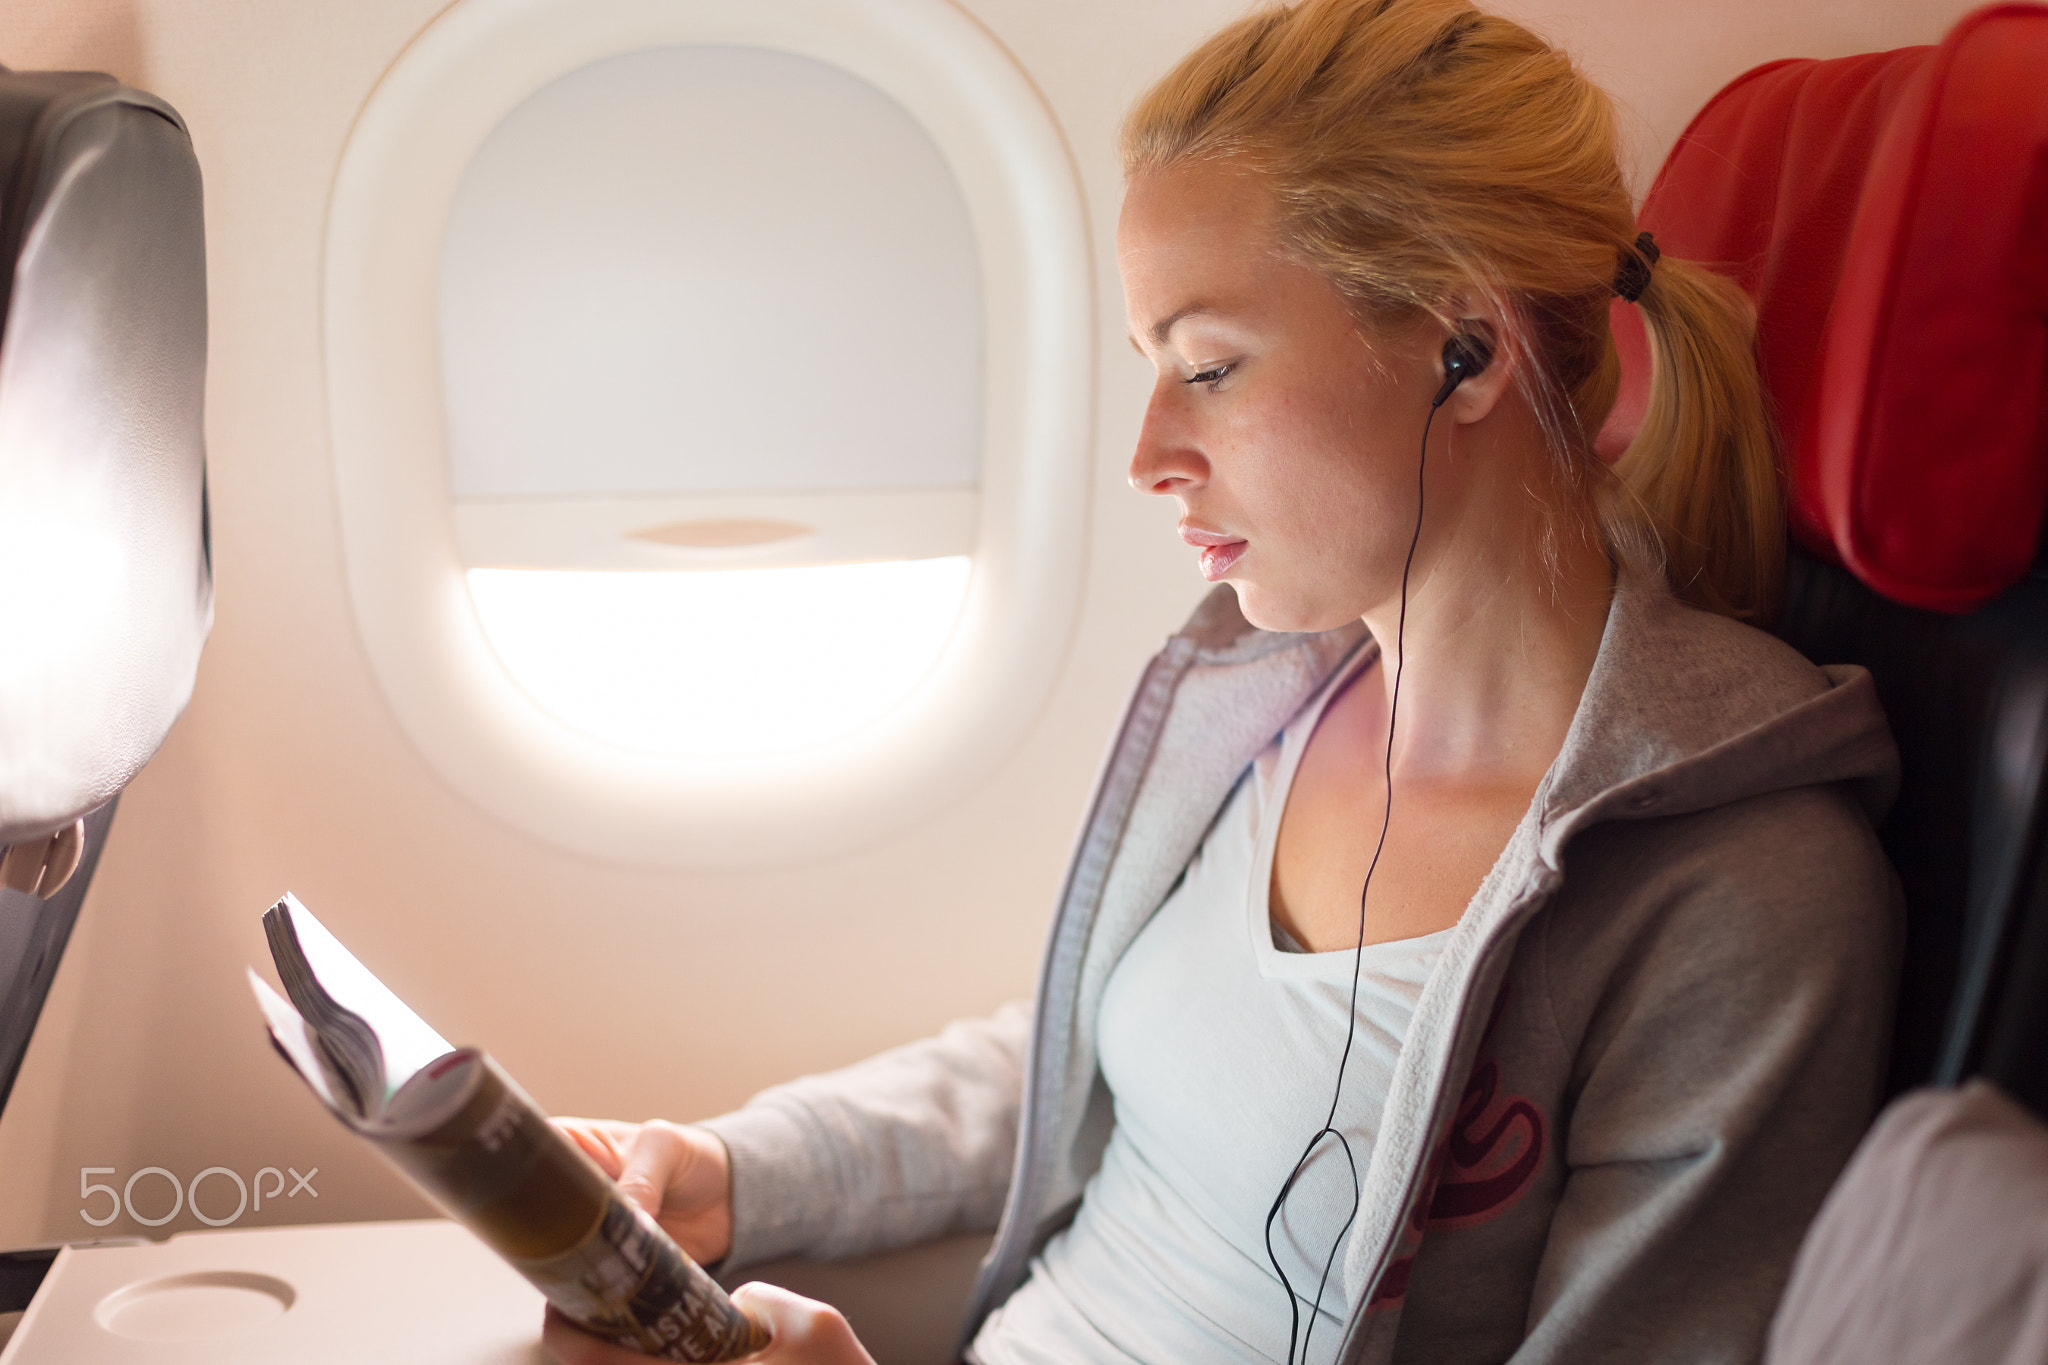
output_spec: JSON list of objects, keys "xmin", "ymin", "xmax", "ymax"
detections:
[{"xmin": 466, "ymin": 558, "xmax": 972, "ymax": 759}]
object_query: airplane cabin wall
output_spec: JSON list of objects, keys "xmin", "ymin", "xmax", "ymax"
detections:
[{"xmin": 0, "ymin": 0, "xmax": 1985, "ymax": 1245}]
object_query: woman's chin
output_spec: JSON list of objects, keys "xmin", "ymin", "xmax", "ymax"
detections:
[{"xmin": 1227, "ymin": 581, "xmax": 1357, "ymax": 636}]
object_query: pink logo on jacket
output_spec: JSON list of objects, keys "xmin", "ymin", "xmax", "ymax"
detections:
[{"xmin": 1369, "ymin": 985, "xmax": 1548, "ymax": 1310}]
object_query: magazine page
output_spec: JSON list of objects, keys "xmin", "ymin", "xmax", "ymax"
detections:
[
  {"xmin": 247, "ymin": 970, "xmax": 349, "ymax": 1114},
  {"xmin": 264, "ymin": 892, "xmax": 454, "ymax": 1112}
]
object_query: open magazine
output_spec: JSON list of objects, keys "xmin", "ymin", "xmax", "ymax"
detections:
[{"xmin": 248, "ymin": 892, "xmax": 767, "ymax": 1363}]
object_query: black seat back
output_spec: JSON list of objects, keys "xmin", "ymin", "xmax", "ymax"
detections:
[{"xmin": 1777, "ymin": 551, "xmax": 2048, "ymax": 1114}]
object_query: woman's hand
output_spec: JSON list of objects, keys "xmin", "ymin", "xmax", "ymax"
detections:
[
  {"xmin": 552, "ymin": 1117, "xmax": 733, "ymax": 1265},
  {"xmin": 540, "ymin": 1285, "xmax": 878, "ymax": 1365}
]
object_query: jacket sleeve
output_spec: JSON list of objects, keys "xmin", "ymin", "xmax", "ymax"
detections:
[
  {"xmin": 1513, "ymin": 786, "xmax": 1902, "ymax": 1364},
  {"xmin": 696, "ymin": 1000, "xmax": 1031, "ymax": 1268}
]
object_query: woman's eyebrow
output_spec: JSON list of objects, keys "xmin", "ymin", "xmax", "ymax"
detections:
[
  {"xmin": 1126, "ymin": 303, "xmax": 1221, "ymax": 357},
  {"xmin": 1147, "ymin": 302, "xmax": 1217, "ymax": 347}
]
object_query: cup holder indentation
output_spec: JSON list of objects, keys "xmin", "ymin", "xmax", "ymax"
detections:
[{"xmin": 94, "ymin": 1270, "xmax": 296, "ymax": 1341}]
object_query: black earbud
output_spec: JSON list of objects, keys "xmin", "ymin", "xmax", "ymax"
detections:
[{"xmin": 1431, "ymin": 333, "xmax": 1494, "ymax": 408}]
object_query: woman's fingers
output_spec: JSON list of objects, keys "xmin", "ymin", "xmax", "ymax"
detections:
[
  {"xmin": 729, "ymin": 1283, "xmax": 878, "ymax": 1365},
  {"xmin": 548, "ymin": 1119, "xmax": 734, "ymax": 1264},
  {"xmin": 552, "ymin": 1117, "xmax": 632, "ymax": 1179}
]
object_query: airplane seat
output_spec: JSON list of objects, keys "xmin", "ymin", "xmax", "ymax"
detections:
[
  {"xmin": 1603, "ymin": 0, "xmax": 2048, "ymax": 1116},
  {"xmin": 0, "ymin": 66, "xmax": 211, "ymax": 1304},
  {"xmin": 1602, "ymin": 20, "xmax": 2048, "ymax": 1354}
]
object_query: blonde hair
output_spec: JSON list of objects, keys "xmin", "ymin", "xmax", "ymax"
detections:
[{"xmin": 1122, "ymin": 0, "xmax": 1783, "ymax": 621}]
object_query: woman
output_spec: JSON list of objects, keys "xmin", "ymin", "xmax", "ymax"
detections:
[{"xmin": 548, "ymin": 1, "xmax": 1901, "ymax": 1361}]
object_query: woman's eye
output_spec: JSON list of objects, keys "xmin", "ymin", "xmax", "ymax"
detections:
[{"xmin": 1183, "ymin": 363, "xmax": 1233, "ymax": 388}]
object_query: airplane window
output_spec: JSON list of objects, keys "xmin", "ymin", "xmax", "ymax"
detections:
[
  {"xmin": 323, "ymin": 0, "xmax": 1090, "ymax": 865},
  {"xmin": 440, "ymin": 46, "xmax": 979, "ymax": 759}
]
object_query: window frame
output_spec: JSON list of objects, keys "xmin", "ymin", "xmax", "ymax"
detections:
[{"xmin": 324, "ymin": 0, "xmax": 1093, "ymax": 866}]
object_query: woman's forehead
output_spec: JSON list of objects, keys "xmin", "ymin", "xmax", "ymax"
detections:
[
  {"xmin": 1118, "ymin": 164, "xmax": 1301, "ymax": 338},
  {"xmin": 1119, "ymin": 161, "xmax": 1280, "ymax": 258}
]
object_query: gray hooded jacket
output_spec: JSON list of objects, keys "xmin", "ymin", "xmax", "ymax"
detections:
[{"xmin": 702, "ymin": 572, "xmax": 1902, "ymax": 1364}]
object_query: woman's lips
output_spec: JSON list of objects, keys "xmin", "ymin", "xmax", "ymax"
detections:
[
  {"xmin": 1179, "ymin": 525, "xmax": 1248, "ymax": 581},
  {"xmin": 1198, "ymin": 541, "xmax": 1248, "ymax": 580}
]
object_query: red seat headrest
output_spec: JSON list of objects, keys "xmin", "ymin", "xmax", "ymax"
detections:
[{"xmin": 1601, "ymin": 2, "xmax": 2048, "ymax": 613}]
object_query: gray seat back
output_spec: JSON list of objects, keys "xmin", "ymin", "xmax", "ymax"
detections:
[{"xmin": 0, "ymin": 69, "xmax": 210, "ymax": 1120}]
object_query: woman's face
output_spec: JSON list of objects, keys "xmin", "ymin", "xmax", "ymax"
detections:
[{"xmin": 1117, "ymin": 162, "xmax": 1458, "ymax": 634}]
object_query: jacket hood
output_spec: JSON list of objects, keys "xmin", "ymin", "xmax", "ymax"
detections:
[
  {"xmin": 1534, "ymin": 570, "xmax": 1901, "ymax": 868},
  {"xmin": 1178, "ymin": 565, "xmax": 1900, "ymax": 873}
]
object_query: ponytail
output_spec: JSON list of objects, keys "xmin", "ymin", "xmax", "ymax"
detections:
[{"xmin": 1613, "ymin": 258, "xmax": 1784, "ymax": 622}]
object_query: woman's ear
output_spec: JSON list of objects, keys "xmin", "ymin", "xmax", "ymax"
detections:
[{"xmin": 1438, "ymin": 308, "xmax": 1514, "ymax": 424}]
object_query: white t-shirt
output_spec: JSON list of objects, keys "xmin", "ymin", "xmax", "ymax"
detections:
[{"xmin": 970, "ymin": 654, "xmax": 1448, "ymax": 1365}]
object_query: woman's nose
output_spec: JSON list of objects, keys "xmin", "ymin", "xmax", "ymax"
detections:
[{"xmin": 1128, "ymin": 388, "xmax": 1206, "ymax": 495}]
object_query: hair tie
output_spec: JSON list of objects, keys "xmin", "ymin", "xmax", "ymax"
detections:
[{"xmin": 1612, "ymin": 231, "xmax": 1660, "ymax": 303}]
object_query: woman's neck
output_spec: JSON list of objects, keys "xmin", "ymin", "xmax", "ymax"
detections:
[{"xmin": 1358, "ymin": 420, "xmax": 1614, "ymax": 789}]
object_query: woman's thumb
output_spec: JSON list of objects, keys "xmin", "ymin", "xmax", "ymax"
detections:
[
  {"xmin": 727, "ymin": 1283, "xmax": 874, "ymax": 1363},
  {"xmin": 615, "ymin": 1124, "xmax": 682, "ymax": 1218},
  {"xmin": 729, "ymin": 1280, "xmax": 803, "ymax": 1332}
]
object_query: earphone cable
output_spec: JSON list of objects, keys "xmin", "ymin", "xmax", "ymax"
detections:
[{"xmin": 1264, "ymin": 394, "xmax": 1440, "ymax": 1365}]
